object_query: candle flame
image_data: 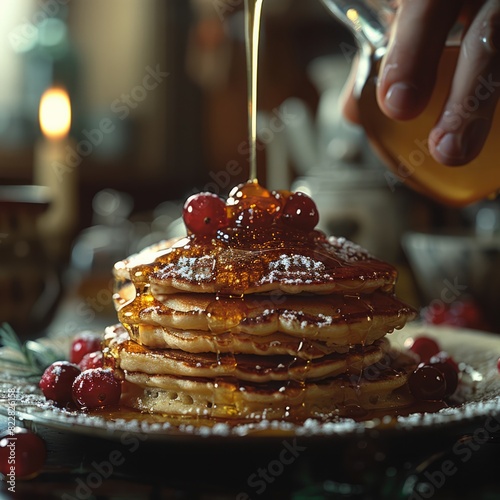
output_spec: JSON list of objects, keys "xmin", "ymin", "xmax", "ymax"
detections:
[{"xmin": 39, "ymin": 87, "xmax": 71, "ymax": 140}]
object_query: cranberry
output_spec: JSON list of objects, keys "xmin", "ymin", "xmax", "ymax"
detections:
[
  {"xmin": 39, "ymin": 361, "xmax": 81, "ymax": 407},
  {"xmin": 78, "ymin": 350, "xmax": 104, "ymax": 371},
  {"xmin": 422, "ymin": 297, "xmax": 490, "ymax": 331},
  {"xmin": 409, "ymin": 364, "xmax": 447, "ymax": 401},
  {"xmin": 70, "ymin": 331, "xmax": 102, "ymax": 364},
  {"xmin": 183, "ymin": 192, "xmax": 227, "ymax": 236},
  {"xmin": 430, "ymin": 360, "xmax": 459, "ymax": 396},
  {"xmin": 279, "ymin": 192, "xmax": 319, "ymax": 231},
  {"xmin": 0, "ymin": 427, "xmax": 46, "ymax": 479},
  {"xmin": 407, "ymin": 336, "xmax": 441, "ymax": 363},
  {"xmin": 421, "ymin": 304, "xmax": 450, "ymax": 325},
  {"xmin": 450, "ymin": 298, "xmax": 491, "ymax": 330},
  {"xmin": 72, "ymin": 368, "xmax": 121, "ymax": 409}
]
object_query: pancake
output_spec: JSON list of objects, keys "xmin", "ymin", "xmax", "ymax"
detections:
[
  {"xmin": 104, "ymin": 324, "xmax": 391, "ymax": 383},
  {"xmin": 120, "ymin": 357, "xmax": 415, "ymax": 420},
  {"xmin": 115, "ymin": 287, "xmax": 416, "ymax": 344},
  {"xmin": 113, "ymin": 232, "xmax": 398, "ymax": 296},
  {"xmin": 132, "ymin": 326, "xmax": 350, "ymax": 358}
]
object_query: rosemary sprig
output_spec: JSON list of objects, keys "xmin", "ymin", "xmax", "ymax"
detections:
[{"xmin": 0, "ymin": 323, "xmax": 65, "ymax": 376}]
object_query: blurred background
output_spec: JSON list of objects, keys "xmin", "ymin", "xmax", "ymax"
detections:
[{"xmin": 0, "ymin": 0, "xmax": 499, "ymax": 337}]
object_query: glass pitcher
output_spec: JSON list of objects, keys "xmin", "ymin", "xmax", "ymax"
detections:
[{"xmin": 319, "ymin": 0, "xmax": 500, "ymax": 207}]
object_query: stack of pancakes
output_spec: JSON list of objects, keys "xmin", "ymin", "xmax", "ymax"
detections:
[{"xmin": 104, "ymin": 230, "xmax": 417, "ymax": 421}]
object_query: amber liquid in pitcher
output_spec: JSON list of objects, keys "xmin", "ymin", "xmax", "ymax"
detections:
[{"xmin": 357, "ymin": 44, "xmax": 500, "ymax": 207}]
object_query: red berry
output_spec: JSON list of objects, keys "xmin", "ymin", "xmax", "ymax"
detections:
[
  {"xmin": 0, "ymin": 427, "xmax": 46, "ymax": 479},
  {"xmin": 78, "ymin": 350, "xmax": 104, "ymax": 371},
  {"xmin": 422, "ymin": 298, "xmax": 490, "ymax": 331},
  {"xmin": 407, "ymin": 336, "xmax": 441, "ymax": 363},
  {"xmin": 72, "ymin": 368, "xmax": 121, "ymax": 409},
  {"xmin": 39, "ymin": 361, "xmax": 81, "ymax": 407},
  {"xmin": 183, "ymin": 192, "xmax": 227, "ymax": 236},
  {"xmin": 421, "ymin": 304, "xmax": 450, "ymax": 325},
  {"xmin": 409, "ymin": 364, "xmax": 447, "ymax": 401},
  {"xmin": 70, "ymin": 331, "xmax": 102, "ymax": 364},
  {"xmin": 279, "ymin": 192, "xmax": 319, "ymax": 231},
  {"xmin": 430, "ymin": 360, "xmax": 459, "ymax": 396}
]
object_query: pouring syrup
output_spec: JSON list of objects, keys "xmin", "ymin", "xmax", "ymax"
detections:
[{"xmin": 244, "ymin": 0, "xmax": 264, "ymax": 183}]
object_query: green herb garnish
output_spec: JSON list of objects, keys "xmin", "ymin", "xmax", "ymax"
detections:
[{"xmin": 0, "ymin": 323, "xmax": 65, "ymax": 377}]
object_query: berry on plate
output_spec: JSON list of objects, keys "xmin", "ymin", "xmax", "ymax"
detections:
[
  {"xmin": 409, "ymin": 364, "xmax": 447, "ymax": 401},
  {"xmin": 406, "ymin": 336, "xmax": 441, "ymax": 364},
  {"xmin": 78, "ymin": 350, "xmax": 104, "ymax": 371},
  {"xmin": 72, "ymin": 368, "xmax": 121, "ymax": 409},
  {"xmin": 70, "ymin": 331, "xmax": 102, "ymax": 365},
  {"xmin": 0, "ymin": 427, "xmax": 46, "ymax": 479},
  {"xmin": 39, "ymin": 361, "xmax": 81, "ymax": 407}
]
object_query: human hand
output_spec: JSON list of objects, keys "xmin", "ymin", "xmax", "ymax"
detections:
[{"xmin": 375, "ymin": 0, "xmax": 500, "ymax": 166}]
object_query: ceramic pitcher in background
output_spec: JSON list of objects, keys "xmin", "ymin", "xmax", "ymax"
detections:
[{"xmin": 319, "ymin": 0, "xmax": 500, "ymax": 207}]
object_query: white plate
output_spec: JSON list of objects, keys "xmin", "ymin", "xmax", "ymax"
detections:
[{"xmin": 1, "ymin": 323, "xmax": 500, "ymax": 444}]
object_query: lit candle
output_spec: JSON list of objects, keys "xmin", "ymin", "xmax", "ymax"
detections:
[{"xmin": 34, "ymin": 87, "xmax": 78, "ymax": 257}]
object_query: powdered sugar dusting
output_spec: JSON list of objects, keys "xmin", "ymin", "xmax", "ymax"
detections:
[
  {"xmin": 155, "ymin": 255, "xmax": 216, "ymax": 283},
  {"xmin": 265, "ymin": 254, "xmax": 328, "ymax": 284},
  {"xmin": 280, "ymin": 310, "xmax": 335, "ymax": 329},
  {"xmin": 327, "ymin": 236, "xmax": 374, "ymax": 261}
]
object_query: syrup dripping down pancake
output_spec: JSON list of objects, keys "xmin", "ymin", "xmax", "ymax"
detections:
[
  {"xmin": 113, "ymin": 232, "xmax": 398, "ymax": 295},
  {"xmin": 114, "ymin": 286, "xmax": 416, "ymax": 345},
  {"xmin": 104, "ymin": 324, "xmax": 391, "ymax": 383}
]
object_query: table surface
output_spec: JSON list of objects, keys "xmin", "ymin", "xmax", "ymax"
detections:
[{"xmin": 2, "ymin": 411, "xmax": 500, "ymax": 500}]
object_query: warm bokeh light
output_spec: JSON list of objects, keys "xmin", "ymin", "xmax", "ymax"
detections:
[
  {"xmin": 39, "ymin": 87, "xmax": 71, "ymax": 140},
  {"xmin": 346, "ymin": 8, "xmax": 361, "ymax": 32}
]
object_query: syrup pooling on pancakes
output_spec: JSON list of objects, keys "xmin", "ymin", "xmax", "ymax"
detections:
[{"xmin": 114, "ymin": 182, "xmax": 398, "ymax": 298}]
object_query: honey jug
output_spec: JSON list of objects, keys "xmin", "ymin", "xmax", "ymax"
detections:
[{"xmin": 319, "ymin": 0, "xmax": 500, "ymax": 207}]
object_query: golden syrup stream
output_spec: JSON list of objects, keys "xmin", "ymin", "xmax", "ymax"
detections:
[{"xmin": 244, "ymin": 0, "xmax": 264, "ymax": 182}]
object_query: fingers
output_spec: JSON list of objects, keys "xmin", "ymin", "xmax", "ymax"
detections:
[
  {"xmin": 429, "ymin": 0, "xmax": 500, "ymax": 165},
  {"xmin": 376, "ymin": 0, "xmax": 463, "ymax": 120}
]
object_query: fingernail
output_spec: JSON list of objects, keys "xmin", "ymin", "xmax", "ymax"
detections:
[
  {"xmin": 435, "ymin": 120, "xmax": 489, "ymax": 165},
  {"xmin": 384, "ymin": 82, "xmax": 419, "ymax": 115},
  {"xmin": 436, "ymin": 133, "xmax": 464, "ymax": 164}
]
